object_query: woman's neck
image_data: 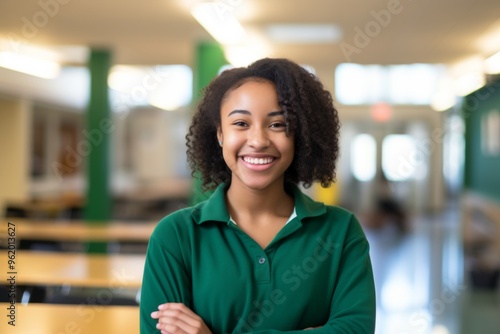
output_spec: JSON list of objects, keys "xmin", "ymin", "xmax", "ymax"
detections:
[{"xmin": 225, "ymin": 179, "xmax": 294, "ymax": 221}]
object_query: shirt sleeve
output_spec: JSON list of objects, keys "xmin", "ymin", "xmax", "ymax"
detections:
[
  {"xmin": 140, "ymin": 218, "xmax": 193, "ymax": 334},
  {"xmin": 247, "ymin": 214, "xmax": 376, "ymax": 334}
]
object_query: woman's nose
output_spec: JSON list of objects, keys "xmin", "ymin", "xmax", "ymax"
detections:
[{"xmin": 248, "ymin": 127, "xmax": 270, "ymax": 148}]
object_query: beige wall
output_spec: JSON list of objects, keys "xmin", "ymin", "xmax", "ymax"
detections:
[{"xmin": 0, "ymin": 98, "xmax": 31, "ymax": 215}]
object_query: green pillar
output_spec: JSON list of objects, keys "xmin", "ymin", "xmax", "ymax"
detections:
[
  {"xmin": 194, "ymin": 42, "xmax": 228, "ymax": 101},
  {"xmin": 191, "ymin": 42, "xmax": 228, "ymax": 205},
  {"xmin": 84, "ymin": 49, "xmax": 112, "ymax": 253}
]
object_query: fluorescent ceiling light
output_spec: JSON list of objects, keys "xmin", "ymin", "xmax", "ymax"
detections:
[
  {"xmin": 450, "ymin": 56, "xmax": 484, "ymax": 96},
  {"xmin": 191, "ymin": 2, "xmax": 246, "ymax": 45},
  {"xmin": 484, "ymin": 51, "xmax": 500, "ymax": 74},
  {"xmin": 266, "ymin": 24, "xmax": 342, "ymax": 44},
  {"xmin": 454, "ymin": 71, "xmax": 485, "ymax": 96},
  {"xmin": 431, "ymin": 90, "xmax": 456, "ymax": 112},
  {"xmin": 0, "ymin": 40, "xmax": 61, "ymax": 79},
  {"xmin": 0, "ymin": 51, "xmax": 60, "ymax": 79}
]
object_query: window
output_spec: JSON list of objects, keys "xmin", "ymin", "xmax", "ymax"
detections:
[
  {"xmin": 382, "ymin": 134, "xmax": 418, "ymax": 181},
  {"xmin": 335, "ymin": 63, "xmax": 446, "ymax": 105},
  {"xmin": 109, "ymin": 65, "xmax": 193, "ymax": 111},
  {"xmin": 351, "ymin": 134, "xmax": 376, "ymax": 181},
  {"xmin": 481, "ymin": 110, "xmax": 500, "ymax": 155}
]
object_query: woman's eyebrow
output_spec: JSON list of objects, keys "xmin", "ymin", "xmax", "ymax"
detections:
[
  {"xmin": 268, "ymin": 111, "xmax": 284, "ymax": 117},
  {"xmin": 228, "ymin": 109, "xmax": 250, "ymax": 117},
  {"xmin": 227, "ymin": 110, "xmax": 284, "ymax": 117}
]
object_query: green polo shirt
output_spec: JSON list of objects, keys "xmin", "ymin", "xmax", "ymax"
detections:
[{"xmin": 140, "ymin": 183, "xmax": 375, "ymax": 333}]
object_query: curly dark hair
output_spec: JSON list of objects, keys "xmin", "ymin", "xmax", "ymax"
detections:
[{"xmin": 186, "ymin": 58, "xmax": 340, "ymax": 190}]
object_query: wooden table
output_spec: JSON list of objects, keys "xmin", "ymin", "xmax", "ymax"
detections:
[
  {"xmin": 5, "ymin": 195, "xmax": 84, "ymax": 219},
  {"xmin": 117, "ymin": 177, "xmax": 192, "ymax": 202},
  {"xmin": 0, "ymin": 251, "xmax": 145, "ymax": 288},
  {"xmin": 0, "ymin": 219, "xmax": 156, "ymax": 242},
  {"xmin": 0, "ymin": 303, "xmax": 139, "ymax": 334}
]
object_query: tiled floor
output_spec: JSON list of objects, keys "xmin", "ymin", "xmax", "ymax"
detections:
[{"xmin": 361, "ymin": 203, "xmax": 500, "ymax": 334}]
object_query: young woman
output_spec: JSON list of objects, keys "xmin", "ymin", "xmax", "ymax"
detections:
[{"xmin": 140, "ymin": 58, "xmax": 376, "ymax": 334}]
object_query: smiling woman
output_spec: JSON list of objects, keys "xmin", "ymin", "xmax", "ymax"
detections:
[
  {"xmin": 217, "ymin": 80, "xmax": 295, "ymax": 192},
  {"xmin": 140, "ymin": 58, "xmax": 376, "ymax": 334}
]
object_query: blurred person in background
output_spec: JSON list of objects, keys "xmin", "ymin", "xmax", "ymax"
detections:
[{"xmin": 369, "ymin": 171, "xmax": 408, "ymax": 233}]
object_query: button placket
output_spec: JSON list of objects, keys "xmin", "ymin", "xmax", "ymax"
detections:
[{"xmin": 254, "ymin": 253, "xmax": 270, "ymax": 283}]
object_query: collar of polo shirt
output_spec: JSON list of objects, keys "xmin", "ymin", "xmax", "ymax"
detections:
[{"xmin": 194, "ymin": 182, "xmax": 326, "ymax": 226}]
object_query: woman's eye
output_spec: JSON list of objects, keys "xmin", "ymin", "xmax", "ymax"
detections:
[
  {"xmin": 270, "ymin": 122, "xmax": 286, "ymax": 129},
  {"xmin": 233, "ymin": 121, "xmax": 248, "ymax": 127}
]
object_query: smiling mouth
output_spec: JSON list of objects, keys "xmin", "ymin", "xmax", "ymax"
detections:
[{"xmin": 242, "ymin": 157, "xmax": 276, "ymax": 165}]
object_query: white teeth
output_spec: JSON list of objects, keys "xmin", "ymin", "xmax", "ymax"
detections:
[{"xmin": 243, "ymin": 157, "xmax": 274, "ymax": 165}]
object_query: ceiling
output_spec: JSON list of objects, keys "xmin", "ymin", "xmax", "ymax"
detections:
[{"xmin": 1, "ymin": 0, "xmax": 500, "ymax": 94}]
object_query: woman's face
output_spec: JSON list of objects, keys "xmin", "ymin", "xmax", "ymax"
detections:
[{"xmin": 217, "ymin": 79, "xmax": 294, "ymax": 191}]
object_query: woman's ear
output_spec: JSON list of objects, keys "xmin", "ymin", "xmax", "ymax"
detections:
[{"xmin": 217, "ymin": 128, "xmax": 223, "ymax": 146}]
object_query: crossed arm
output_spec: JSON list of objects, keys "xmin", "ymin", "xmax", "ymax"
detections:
[
  {"xmin": 141, "ymin": 216, "xmax": 375, "ymax": 333},
  {"xmin": 151, "ymin": 303, "xmax": 320, "ymax": 334},
  {"xmin": 151, "ymin": 303, "xmax": 212, "ymax": 334}
]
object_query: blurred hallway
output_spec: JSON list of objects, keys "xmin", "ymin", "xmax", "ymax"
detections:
[
  {"xmin": 1, "ymin": 1, "xmax": 500, "ymax": 333},
  {"xmin": 363, "ymin": 201, "xmax": 500, "ymax": 334}
]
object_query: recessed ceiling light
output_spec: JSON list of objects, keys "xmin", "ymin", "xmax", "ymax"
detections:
[{"xmin": 266, "ymin": 24, "xmax": 342, "ymax": 44}]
